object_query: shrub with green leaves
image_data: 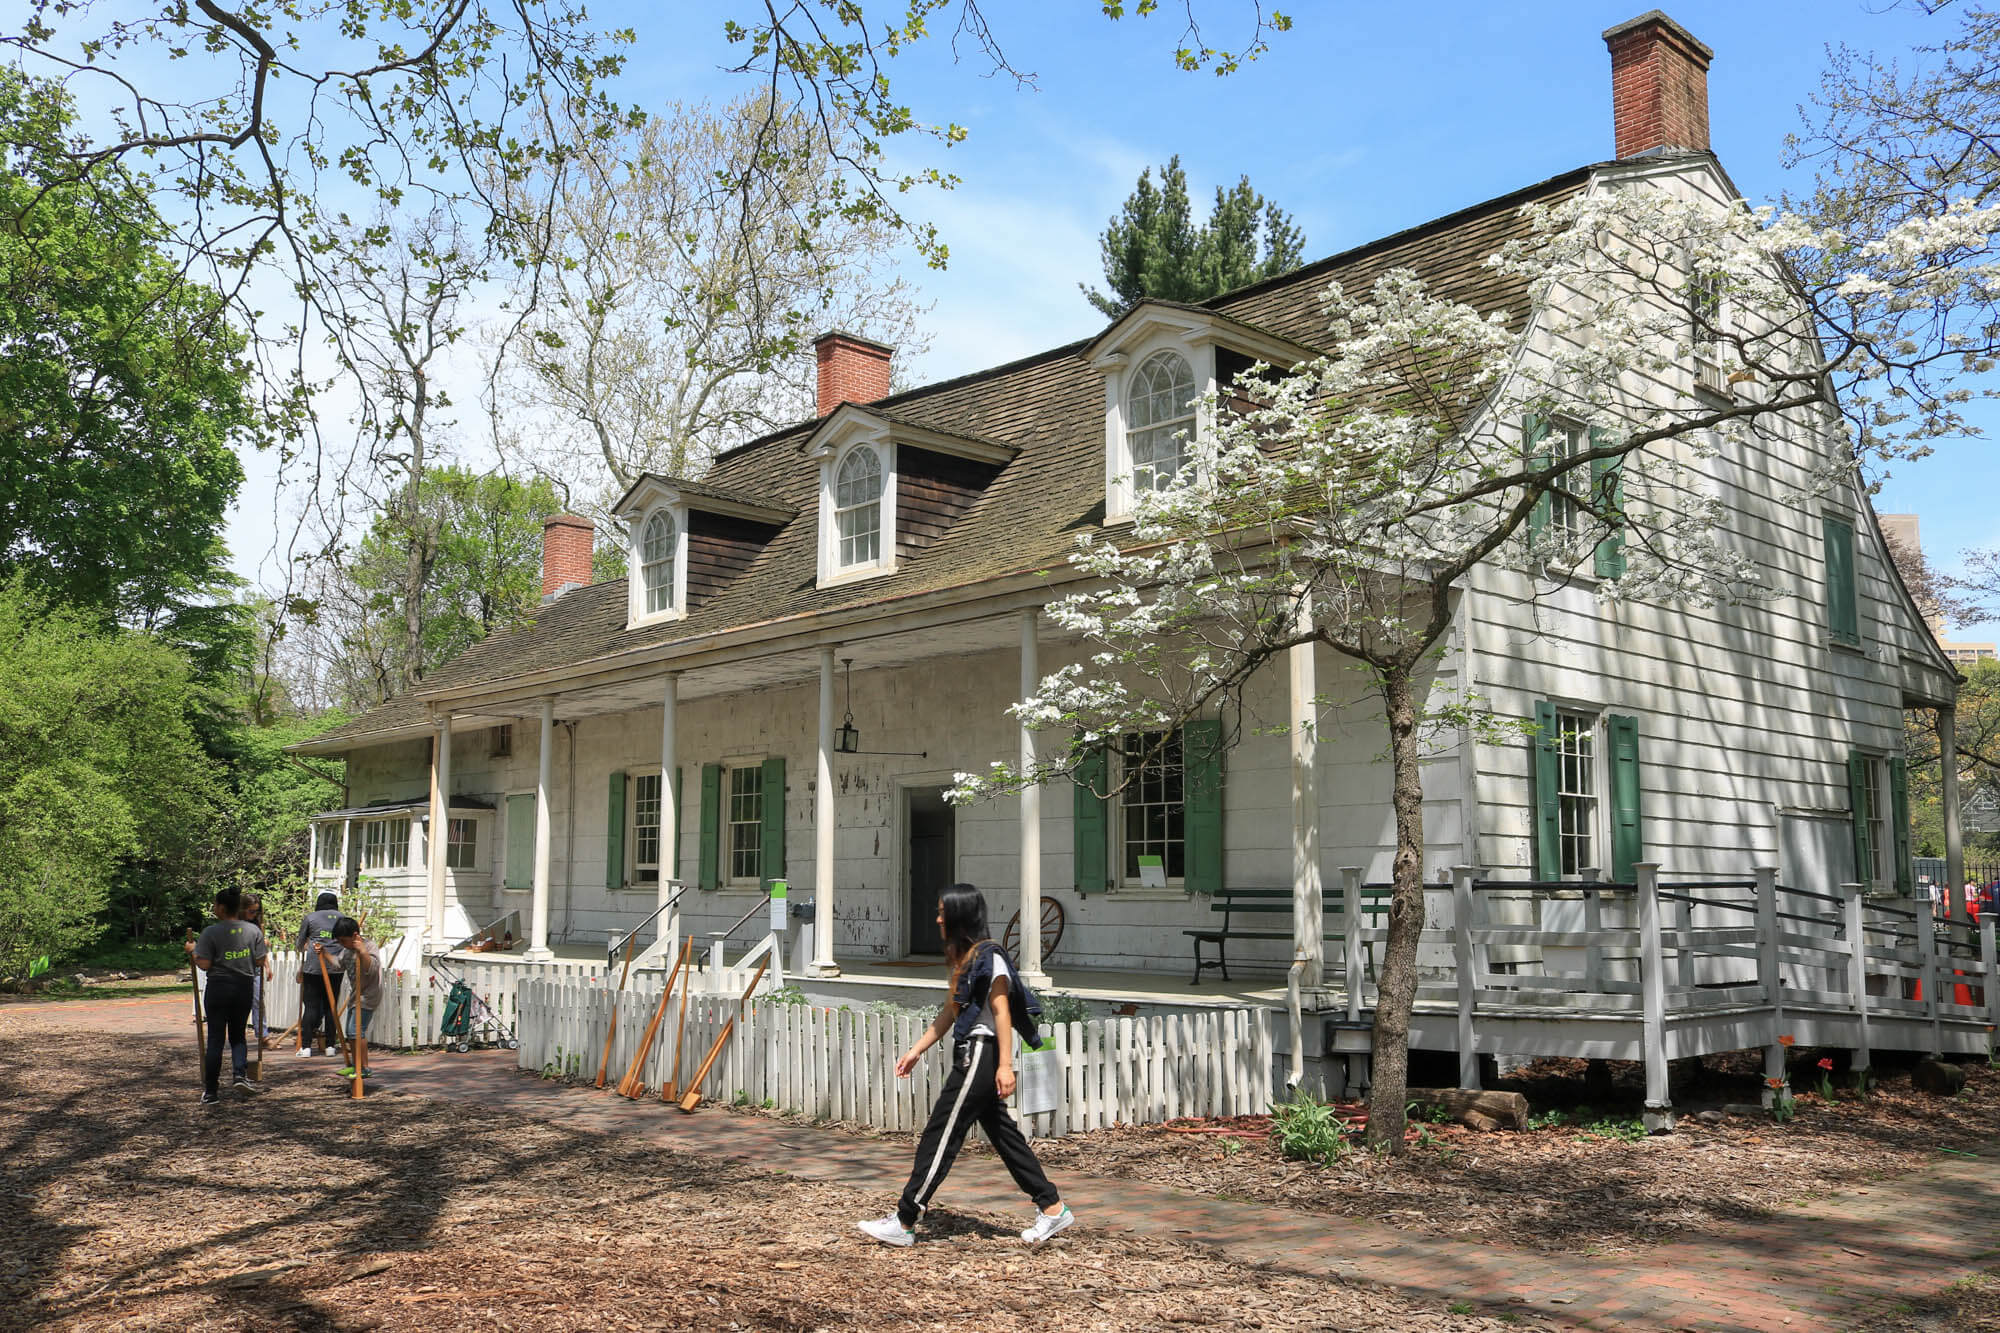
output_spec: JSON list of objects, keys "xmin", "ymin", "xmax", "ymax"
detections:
[{"xmin": 1040, "ymin": 991, "xmax": 1090, "ymax": 1026}]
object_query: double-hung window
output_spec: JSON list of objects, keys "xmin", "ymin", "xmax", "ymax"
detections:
[
  {"xmin": 1119, "ymin": 729, "xmax": 1186, "ymax": 885},
  {"xmin": 834, "ymin": 447, "xmax": 884, "ymax": 570},
  {"xmin": 1554, "ymin": 712, "xmax": 1598, "ymax": 876},
  {"xmin": 641, "ymin": 511, "xmax": 677, "ymax": 615},
  {"xmin": 1126, "ymin": 350, "xmax": 1197, "ymax": 493},
  {"xmin": 316, "ymin": 824, "xmax": 344, "ymax": 873},
  {"xmin": 361, "ymin": 817, "xmax": 411, "ymax": 870},
  {"xmin": 727, "ymin": 765, "xmax": 764, "ymax": 883},
  {"xmin": 445, "ymin": 818, "xmax": 478, "ymax": 870},
  {"xmin": 1691, "ymin": 269, "xmax": 1729, "ymax": 394},
  {"xmin": 631, "ymin": 771, "xmax": 663, "ymax": 884}
]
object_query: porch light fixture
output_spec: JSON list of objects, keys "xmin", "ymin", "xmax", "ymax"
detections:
[
  {"xmin": 832, "ymin": 657, "xmax": 925, "ymax": 758},
  {"xmin": 836, "ymin": 658, "xmax": 862, "ymax": 754}
]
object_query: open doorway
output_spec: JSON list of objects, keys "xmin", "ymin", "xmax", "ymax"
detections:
[{"xmin": 906, "ymin": 787, "xmax": 955, "ymax": 956}]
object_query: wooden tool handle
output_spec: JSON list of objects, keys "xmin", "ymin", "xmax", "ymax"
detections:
[
  {"xmin": 595, "ymin": 930, "xmax": 638, "ymax": 1089},
  {"xmin": 674, "ymin": 957, "xmax": 770, "ymax": 1113},
  {"xmin": 617, "ymin": 936, "xmax": 691, "ymax": 1098}
]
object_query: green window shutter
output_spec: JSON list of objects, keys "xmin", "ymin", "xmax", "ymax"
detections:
[
  {"xmin": 1072, "ymin": 748, "xmax": 1109, "ymax": 895},
  {"xmin": 504, "ymin": 793, "xmax": 536, "ymax": 890},
  {"xmin": 1590, "ymin": 427, "xmax": 1625, "ymax": 579},
  {"xmin": 1533, "ymin": 702, "xmax": 1562, "ymax": 879},
  {"xmin": 698, "ymin": 762, "xmax": 722, "ymax": 890},
  {"xmin": 670, "ymin": 766, "xmax": 684, "ymax": 881},
  {"xmin": 1847, "ymin": 751, "xmax": 1873, "ymax": 886},
  {"xmin": 1824, "ymin": 517, "xmax": 1860, "ymax": 646},
  {"xmin": 1890, "ymin": 755, "xmax": 1913, "ymax": 896},
  {"xmin": 605, "ymin": 770, "xmax": 627, "ymax": 890},
  {"xmin": 1607, "ymin": 714, "xmax": 1642, "ymax": 882},
  {"xmin": 1524, "ymin": 414, "xmax": 1551, "ymax": 541},
  {"xmin": 760, "ymin": 756, "xmax": 786, "ymax": 881},
  {"xmin": 1183, "ymin": 719, "xmax": 1225, "ymax": 894}
]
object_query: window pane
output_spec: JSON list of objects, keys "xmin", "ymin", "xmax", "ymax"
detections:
[
  {"xmin": 642, "ymin": 511, "xmax": 675, "ymax": 613},
  {"xmin": 387, "ymin": 818, "xmax": 410, "ymax": 868},
  {"xmin": 1556, "ymin": 713, "xmax": 1596, "ymax": 875},
  {"xmin": 446, "ymin": 818, "xmax": 477, "ymax": 870},
  {"xmin": 1127, "ymin": 351, "xmax": 1195, "ymax": 491},
  {"xmin": 632, "ymin": 772, "xmax": 662, "ymax": 880}
]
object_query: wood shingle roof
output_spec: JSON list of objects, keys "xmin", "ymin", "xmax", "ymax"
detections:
[{"xmin": 306, "ymin": 165, "xmax": 1595, "ymax": 753}]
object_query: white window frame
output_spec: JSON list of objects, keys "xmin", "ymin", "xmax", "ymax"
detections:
[
  {"xmin": 360, "ymin": 816, "xmax": 412, "ymax": 871},
  {"xmin": 818, "ymin": 441, "xmax": 897, "ymax": 585},
  {"xmin": 315, "ymin": 824, "xmax": 344, "ymax": 873},
  {"xmin": 626, "ymin": 502, "xmax": 688, "ymax": 627},
  {"xmin": 1860, "ymin": 756, "xmax": 1890, "ymax": 888},
  {"xmin": 1104, "ymin": 337, "xmax": 1215, "ymax": 521},
  {"xmin": 724, "ymin": 761, "xmax": 766, "ymax": 888},
  {"xmin": 1554, "ymin": 710, "xmax": 1602, "ymax": 878},
  {"xmin": 445, "ymin": 816, "xmax": 479, "ymax": 871},
  {"xmin": 628, "ymin": 767, "xmax": 665, "ymax": 887},
  {"xmin": 1114, "ymin": 728, "xmax": 1187, "ymax": 893},
  {"xmin": 1690, "ymin": 267, "xmax": 1731, "ymax": 397},
  {"xmin": 639, "ymin": 509, "xmax": 679, "ymax": 617}
]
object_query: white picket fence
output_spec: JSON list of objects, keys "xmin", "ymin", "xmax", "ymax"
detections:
[
  {"xmin": 258, "ymin": 947, "xmax": 604, "ymax": 1048},
  {"xmin": 514, "ymin": 973, "xmax": 1274, "ymax": 1139}
]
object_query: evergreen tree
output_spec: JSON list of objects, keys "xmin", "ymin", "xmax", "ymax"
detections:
[{"xmin": 1084, "ymin": 156, "xmax": 1306, "ymax": 317}]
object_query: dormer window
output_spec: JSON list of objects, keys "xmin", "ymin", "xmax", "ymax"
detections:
[
  {"xmin": 641, "ymin": 510, "xmax": 677, "ymax": 614},
  {"xmin": 1128, "ymin": 350, "xmax": 1197, "ymax": 492},
  {"xmin": 834, "ymin": 446, "xmax": 885, "ymax": 569}
]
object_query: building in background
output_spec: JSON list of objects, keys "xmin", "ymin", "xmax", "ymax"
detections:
[{"xmin": 1878, "ymin": 514, "xmax": 1996, "ymax": 664}]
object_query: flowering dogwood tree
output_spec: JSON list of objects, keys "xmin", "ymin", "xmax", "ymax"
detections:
[{"xmin": 955, "ymin": 167, "xmax": 2000, "ymax": 1149}]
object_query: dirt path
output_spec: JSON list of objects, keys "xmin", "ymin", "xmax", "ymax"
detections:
[{"xmin": 5, "ymin": 996, "xmax": 1998, "ymax": 1332}]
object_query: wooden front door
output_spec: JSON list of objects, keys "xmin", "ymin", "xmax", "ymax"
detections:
[{"xmin": 907, "ymin": 788, "xmax": 954, "ymax": 955}]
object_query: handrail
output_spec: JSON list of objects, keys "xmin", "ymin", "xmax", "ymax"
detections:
[
  {"xmin": 1656, "ymin": 880, "xmax": 1759, "ymax": 891},
  {"xmin": 607, "ymin": 881, "xmax": 692, "ymax": 963},
  {"xmin": 714, "ymin": 893, "xmax": 770, "ymax": 943},
  {"xmin": 1774, "ymin": 884, "xmax": 1845, "ymax": 906},
  {"xmin": 1472, "ymin": 878, "xmax": 1636, "ymax": 893},
  {"xmin": 1657, "ymin": 891, "xmax": 1757, "ymax": 914}
]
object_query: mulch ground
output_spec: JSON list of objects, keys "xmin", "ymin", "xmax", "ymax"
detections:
[
  {"xmin": 724, "ymin": 1052, "xmax": 2000, "ymax": 1256},
  {"xmin": 0, "ymin": 1032, "xmax": 1516, "ymax": 1332}
]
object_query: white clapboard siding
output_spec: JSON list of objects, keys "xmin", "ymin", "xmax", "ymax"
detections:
[{"xmin": 512, "ymin": 977, "xmax": 1274, "ymax": 1139}]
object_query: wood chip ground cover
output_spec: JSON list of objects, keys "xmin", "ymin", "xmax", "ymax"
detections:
[
  {"xmin": 0, "ymin": 1034, "xmax": 1516, "ymax": 1332},
  {"xmin": 727, "ymin": 1056, "xmax": 2000, "ymax": 1255}
]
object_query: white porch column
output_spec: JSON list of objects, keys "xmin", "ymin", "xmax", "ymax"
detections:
[
  {"xmin": 525, "ymin": 698, "xmax": 556, "ymax": 961},
  {"xmin": 1017, "ymin": 608, "xmax": 1049, "ymax": 989},
  {"xmin": 426, "ymin": 713, "xmax": 452, "ymax": 947},
  {"xmin": 340, "ymin": 816, "xmax": 355, "ymax": 894},
  {"xmin": 810, "ymin": 646, "xmax": 840, "ymax": 977},
  {"xmin": 657, "ymin": 673, "xmax": 681, "ymax": 953},
  {"xmin": 1942, "ymin": 704, "xmax": 1965, "ymax": 916},
  {"xmin": 1291, "ymin": 609, "xmax": 1323, "ymax": 986}
]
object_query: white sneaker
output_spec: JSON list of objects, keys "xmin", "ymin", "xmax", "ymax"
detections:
[
  {"xmin": 856, "ymin": 1214, "xmax": 915, "ymax": 1248},
  {"xmin": 295, "ymin": 1048, "xmax": 313, "ymax": 1058},
  {"xmin": 1020, "ymin": 1206, "xmax": 1074, "ymax": 1245}
]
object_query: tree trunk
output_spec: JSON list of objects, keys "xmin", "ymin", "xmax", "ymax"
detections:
[{"xmin": 1364, "ymin": 663, "xmax": 1426, "ymax": 1153}]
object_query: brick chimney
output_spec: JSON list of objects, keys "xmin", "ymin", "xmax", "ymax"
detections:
[
  {"xmin": 541, "ymin": 513, "xmax": 593, "ymax": 600},
  {"xmin": 814, "ymin": 331, "xmax": 893, "ymax": 417},
  {"xmin": 1603, "ymin": 11, "xmax": 1713, "ymax": 159}
]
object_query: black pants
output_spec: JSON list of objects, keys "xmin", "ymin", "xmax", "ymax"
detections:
[
  {"xmin": 897, "ymin": 1036, "xmax": 1060, "ymax": 1229},
  {"xmin": 302, "ymin": 970, "xmax": 344, "ymax": 1051},
  {"xmin": 203, "ymin": 972, "xmax": 254, "ymax": 1094}
]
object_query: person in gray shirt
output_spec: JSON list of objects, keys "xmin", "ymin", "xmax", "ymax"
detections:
[
  {"xmin": 188, "ymin": 886, "xmax": 270, "ymax": 1104},
  {"xmin": 296, "ymin": 891, "xmax": 347, "ymax": 1056}
]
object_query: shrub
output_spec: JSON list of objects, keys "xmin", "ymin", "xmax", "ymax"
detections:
[
  {"xmin": 1270, "ymin": 1086, "xmax": 1351, "ymax": 1165},
  {"xmin": 1040, "ymin": 991, "xmax": 1090, "ymax": 1026}
]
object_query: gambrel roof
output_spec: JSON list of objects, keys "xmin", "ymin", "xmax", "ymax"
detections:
[{"xmin": 303, "ymin": 165, "xmax": 1598, "ymax": 754}]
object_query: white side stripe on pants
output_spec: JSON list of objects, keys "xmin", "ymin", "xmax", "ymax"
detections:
[{"xmin": 911, "ymin": 1036, "xmax": 983, "ymax": 1215}]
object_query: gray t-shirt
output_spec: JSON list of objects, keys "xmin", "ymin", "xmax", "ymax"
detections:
[
  {"xmin": 195, "ymin": 920, "xmax": 267, "ymax": 979},
  {"xmin": 342, "ymin": 941, "xmax": 384, "ymax": 1009},
  {"xmin": 296, "ymin": 909, "xmax": 346, "ymax": 976}
]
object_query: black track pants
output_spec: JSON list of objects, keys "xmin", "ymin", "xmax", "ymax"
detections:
[
  {"xmin": 302, "ymin": 969, "xmax": 345, "ymax": 1050},
  {"xmin": 897, "ymin": 1036, "xmax": 1060, "ymax": 1229},
  {"xmin": 203, "ymin": 973, "xmax": 253, "ymax": 1093}
]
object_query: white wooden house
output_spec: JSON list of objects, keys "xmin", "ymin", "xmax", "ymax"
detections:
[{"xmin": 293, "ymin": 15, "xmax": 1976, "ymax": 1096}]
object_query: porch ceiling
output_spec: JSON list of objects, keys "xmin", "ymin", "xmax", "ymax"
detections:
[{"xmin": 459, "ymin": 609, "xmax": 1040, "ymax": 724}]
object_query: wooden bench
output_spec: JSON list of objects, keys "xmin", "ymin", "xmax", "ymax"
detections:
[{"xmin": 1183, "ymin": 886, "xmax": 1395, "ymax": 985}]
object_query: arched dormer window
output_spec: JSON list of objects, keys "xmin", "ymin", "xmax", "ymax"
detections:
[
  {"xmin": 1126, "ymin": 350, "xmax": 1196, "ymax": 492},
  {"xmin": 641, "ymin": 510, "xmax": 677, "ymax": 615},
  {"xmin": 833, "ymin": 446, "xmax": 884, "ymax": 570}
]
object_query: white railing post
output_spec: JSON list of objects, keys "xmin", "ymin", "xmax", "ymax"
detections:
[
  {"xmin": 1452, "ymin": 865, "xmax": 1478, "ymax": 1090},
  {"xmin": 1842, "ymin": 883, "xmax": 1872, "ymax": 1078},
  {"xmin": 1341, "ymin": 866, "xmax": 1364, "ymax": 1021},
  {"xmin": 1636, "ymin": 862, "xmax": 1673, "ymax": 1131},
  {"xmin": 1754, "ymin": 866, "xmax": 1786, "ymax": 1111},
  {"xmin": 1914, "ymin": 888, "xmax": 1942, "ymax": 1056}
]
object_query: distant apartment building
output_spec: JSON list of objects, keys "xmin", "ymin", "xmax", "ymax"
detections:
[{"xmin": 1879, "ymin": 514, "xmax": 1997, "ymax": 665}]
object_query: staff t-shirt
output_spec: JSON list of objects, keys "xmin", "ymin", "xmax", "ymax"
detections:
[{"xmin": 195, "ymin": 920, "xmax": 267, "ymax": 980}]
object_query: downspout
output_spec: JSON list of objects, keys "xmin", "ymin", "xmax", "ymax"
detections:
[
  {"xmin": 561, "ymin": 720, "xmax": 579, "ymax": 943},
  {"xmin": 1286, "ymin": 952, "xmax": 1306, "ymax": 1092}
]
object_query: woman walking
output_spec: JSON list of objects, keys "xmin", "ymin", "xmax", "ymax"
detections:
[{"xmin": 857, "ymin": 884, "xmax": 1074, "ymax": 1247}]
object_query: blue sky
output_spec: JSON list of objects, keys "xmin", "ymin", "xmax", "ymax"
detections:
[{"xmin": 226, "ymin": 1, "xmax": 1998, "ymax": 636}]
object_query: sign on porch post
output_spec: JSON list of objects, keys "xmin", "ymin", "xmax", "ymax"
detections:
[{"xmin": 768, "ymin": 879, "xmax": 787, "ymax": 933}]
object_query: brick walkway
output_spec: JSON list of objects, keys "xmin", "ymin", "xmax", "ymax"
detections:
[{"xmin": 8, "ymin": 994, "xmax": 1998, "ymax": 1331}]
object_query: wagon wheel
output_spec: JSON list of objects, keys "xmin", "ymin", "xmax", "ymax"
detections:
[{"xmin": 1003, "ymin": 897, "xmax": 1066, "ymax": 961}]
